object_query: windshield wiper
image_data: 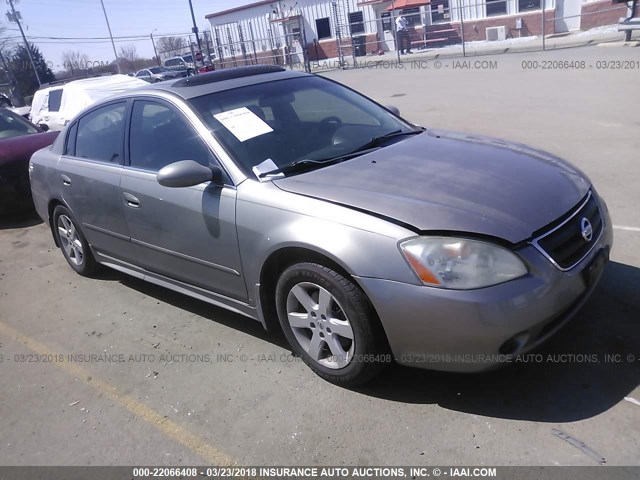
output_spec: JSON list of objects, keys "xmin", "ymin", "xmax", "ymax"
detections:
[
  {"xmin": 257, "ymin": 148, "xmax": 380, "ymax": 178},
  {"xmin": 350, "ymin": 127, "xmax": 426, "ymax": 154},
  {"xmin": 258, "ymin": 127, "xmax": 425, "ymax": 178}
]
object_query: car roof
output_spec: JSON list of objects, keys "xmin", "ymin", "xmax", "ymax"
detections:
[{"xmin": 107, "ymin": 65, "xmax": 310, "ymax": 101}]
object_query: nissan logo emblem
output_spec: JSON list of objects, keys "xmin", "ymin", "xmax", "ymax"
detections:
[{"xmin": 581, "ymin": 217, "xmax": 593, "ymax": 242}]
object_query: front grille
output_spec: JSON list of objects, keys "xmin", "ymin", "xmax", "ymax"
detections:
[{"xmin": 533, "ymin": 192, "xmax": 603, "ymax": 270}]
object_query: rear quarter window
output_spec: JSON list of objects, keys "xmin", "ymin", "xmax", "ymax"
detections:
[{"xmin": 64, "ymin": 122, "xmax": 78, "ymax": 156}]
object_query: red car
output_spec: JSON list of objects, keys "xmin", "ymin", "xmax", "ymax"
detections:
[{"xmin": 0, "ymin": 108, "xmax": 59, "ymax": 214}]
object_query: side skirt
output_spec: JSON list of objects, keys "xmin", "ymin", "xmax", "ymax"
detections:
[{"xmin": 95, "ymin": 251, "xmax": 260, "ymax": 322}]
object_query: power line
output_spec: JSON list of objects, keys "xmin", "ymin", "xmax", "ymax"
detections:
[{"xmin": 1, "ymin": 32, "xmax": 194, "ymax": 41}]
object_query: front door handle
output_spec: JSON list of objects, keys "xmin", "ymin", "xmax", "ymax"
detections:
[
  {"xmin": 61, "ymin": 174, "xmax": 71, "ymax": 186},
  {"xmin": 123, "ymin": 192, "xmax": 140, "ymax": 208}
]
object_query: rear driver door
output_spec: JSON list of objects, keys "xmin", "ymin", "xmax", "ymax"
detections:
[{"xmin": 58, "ymin": 101, "xmax": 132, "ymax": 261}]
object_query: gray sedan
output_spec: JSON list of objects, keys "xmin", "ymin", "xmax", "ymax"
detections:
[
  {"xmin": 29, "ymin": 66, "xmax": 613, "ymax": 385},
  {"xmin": 135, "ymin": 67, "xmax": 182, "ymax": 83}
]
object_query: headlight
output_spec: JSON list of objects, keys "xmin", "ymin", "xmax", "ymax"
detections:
[{"xmin": 399, "ymin": 237, "xmax": 527, "ymax": 289}]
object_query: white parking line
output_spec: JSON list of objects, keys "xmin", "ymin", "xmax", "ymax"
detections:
[{"xmin": 613, "ymin": 225, "xmax": 640, "ymax": 233}]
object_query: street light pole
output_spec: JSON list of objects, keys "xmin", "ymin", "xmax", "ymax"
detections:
[
  {"xmin": 7, "ymin": 0, "xmax": 41, "ymax": 86},
  {"xmin": 99, "ymin": 0, "xmax": 121, "ymax": 73},
  {"xmin": 150, "ymin": 29, "xmax": 159, "ymax": 66},
  {"xmin": 187, "ymin": 0, "xmax": 203, "ymax": 66}
]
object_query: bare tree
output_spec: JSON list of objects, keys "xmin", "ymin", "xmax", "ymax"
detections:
[
  {"xmin": 118, "ymin": 45, "xmax": 138, "ymax": 62},
  {"xmin": 1, "ymin": 26, "xmax": 26, "ymax": 105},
  {"xmin": 62, "ymin": 50, "xmax": 89, "ymax": 75},
  {"xmin": 117, "ymin": 45, "xmax": 155, "ymax": 73},
  {"xmin": 156, "ymin": 36, "xmax": 187, "ymax": 59}
]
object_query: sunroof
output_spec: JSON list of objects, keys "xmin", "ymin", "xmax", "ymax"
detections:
[{"xmin": 172, "ymin": 65, "xmax": 286, "ymax": 87}]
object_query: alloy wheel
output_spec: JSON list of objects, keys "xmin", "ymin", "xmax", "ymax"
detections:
[
  {"xmin": 285, "ymin": 282, "xmax": 355, "ymax": 369},
  {"xmin": 57, "ymin": 214, "xmax": 84, "ymax": 266}
]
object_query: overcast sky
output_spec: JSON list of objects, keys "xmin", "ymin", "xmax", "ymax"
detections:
[{"xmin": 1, "ymin": 0, "xmax": 249, "ymax": 71}]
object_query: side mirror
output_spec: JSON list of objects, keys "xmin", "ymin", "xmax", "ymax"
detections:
[
  {"xmin": 38, "ymin": 123, "xmax": 50, "ymax": 132},
  {"xmin": 385, "ymin": 105, "xmax": 400, "ymax": 116},
  {"xmin": 157, "ymin": 160, "xmax": 222, "ymax": 188}
]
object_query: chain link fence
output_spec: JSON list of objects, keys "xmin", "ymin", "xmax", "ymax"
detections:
[{"xmin": 204, "ymin": 0, "xmax": 637, "ymax": 73}]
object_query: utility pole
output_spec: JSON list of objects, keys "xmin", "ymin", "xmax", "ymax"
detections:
[
  {"xmin": 99, "ymin": 0, "xmax": 120, "ymax": 73},
  {"xmin": 150, "ymin": 29, "xmax": 159, "ymax": 66},
  {"xmin": 7, "ymin": 0, "xmax": 41, "ymax": 86},
  {"xmin": 187, "ymin": 0, "xmax": 203, "ymax": 66}
]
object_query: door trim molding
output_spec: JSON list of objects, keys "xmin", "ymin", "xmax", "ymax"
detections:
[
  {"xmin": 130, "ymin": 237, "xmax": 241, "ymax": 276},
  {"xmin": 84, "ymin": 222, "xmax": 130, "ymax": 241}
]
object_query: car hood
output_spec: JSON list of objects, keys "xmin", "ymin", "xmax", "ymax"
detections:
[{"xmin": 273, "ymin": 130, "xmax": 591, "ymax": 244}]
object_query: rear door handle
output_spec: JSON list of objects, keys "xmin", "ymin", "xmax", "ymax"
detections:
[
  {"xmin": 61, "ymin": 174, "xmax": 71, "ymax": 186},
  {"xmin": 123, "ymin": 192, "xmax": 140, "ymax": 208}
]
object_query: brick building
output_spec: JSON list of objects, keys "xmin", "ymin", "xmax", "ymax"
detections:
[{"xmin": 205, "ymin": 0, "xmax": 631, "ymax": 62}]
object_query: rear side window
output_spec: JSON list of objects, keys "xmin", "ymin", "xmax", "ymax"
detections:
[
  {"xmin": 75, "ymin": 102, "xmax": 126, "ymax": 164},
  {"xmin": 64, "ymin": 121, "xmax": 78, "ymax": 156},
  {"xmin": 165, "ymin": 59, "xmax": 177, "ymax": 67},
  {"xmin": 48, "ymin": 89, "xmax": 63, "ymax": 112},
  {"xmin": 128, "ymin": 100, "xmax": 214, "ymax": 172}
]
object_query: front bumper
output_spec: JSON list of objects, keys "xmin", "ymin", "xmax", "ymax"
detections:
[{"xmin": 356, "ymin": 200, "xmax": 614, "ymax": 372}]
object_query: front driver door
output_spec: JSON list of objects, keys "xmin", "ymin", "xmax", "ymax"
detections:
[{"xmin": 120, "ymin": 98, "xmax": 247, "ymax": 302}]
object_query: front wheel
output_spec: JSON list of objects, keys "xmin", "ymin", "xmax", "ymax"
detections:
[{"xmin": 276, "ymin": 262, "xmax": 388, "ymax": 386}]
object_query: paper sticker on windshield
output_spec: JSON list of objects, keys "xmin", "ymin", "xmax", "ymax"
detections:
[{"xmin": 213, "ymin": 107, "xmax": 273, "ymax": 142}]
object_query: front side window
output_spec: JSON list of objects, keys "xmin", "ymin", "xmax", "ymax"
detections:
[
  {"xmin": 129, "ymin": 100, "xmax": 214, "ymax": 172},
  {"xmin": 189, "ymin": 76, "xmax": 414, "ymax": 175},
  {"xmin": 75, "ymin": 102, "xmax": 126, "ymax": 164},
  {"xmin": 64, "ymin": 121, "xmax": 78, "ymax": 155}
]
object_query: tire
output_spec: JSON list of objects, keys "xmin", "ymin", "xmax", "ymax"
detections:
[
  {"xmin": 275, "ymin": 262, "xmax": 388, "ymax": 386},
  {"xmin": 52, "ymin": 205, "xmax": 98, "ymax": 276}
]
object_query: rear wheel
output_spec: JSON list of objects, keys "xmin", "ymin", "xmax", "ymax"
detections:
[
  {"xmin": 52, "ymin": 205, "xmax": 98, "ymax": 276},
  {"xmin": 276, "ymin": 262, "xmax": 388, "ymax": 386}
]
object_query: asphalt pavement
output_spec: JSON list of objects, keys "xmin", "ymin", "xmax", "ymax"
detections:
[{"xmin": 1, "ymin": 45, "xmax": 639, "ymax": 467}]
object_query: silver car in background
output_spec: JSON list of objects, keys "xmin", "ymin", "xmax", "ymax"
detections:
[
  {"xmin": 134, "ymin": 67, "xmax": 182, "ymax": 83},
  {"xmin": 29, "ymin": 66, "xmax": 613, "ymax": 385}
]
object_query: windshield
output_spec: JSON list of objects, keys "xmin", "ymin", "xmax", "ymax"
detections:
[
  {"xmin": 0, "ymin": 109, "xmax": 39, "ymax": 139},
  {"xmin": 189, "ymin": 76, "xmax": 414, "ymax": 175},
  {"xmin": 149, "ymin": 67, "xmax": 167, "ymax": 74}
]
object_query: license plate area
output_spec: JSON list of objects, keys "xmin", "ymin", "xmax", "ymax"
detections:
[{"xmin": 582, "ymin": 247, "xmax": 608, "ymax": 288}]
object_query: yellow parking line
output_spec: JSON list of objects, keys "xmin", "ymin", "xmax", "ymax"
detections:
[{"xmin": 0, "ymin": 321, "xmax": 234, "ymax": 466}]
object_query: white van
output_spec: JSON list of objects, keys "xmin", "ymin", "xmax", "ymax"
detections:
[{"xmin": 29, "ymin": 75, "xmax": 147, "ymax": 131}]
